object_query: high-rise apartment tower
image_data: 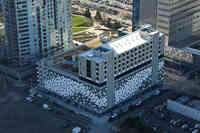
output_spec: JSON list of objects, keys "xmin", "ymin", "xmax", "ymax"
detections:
[{"xmin": 2, "ymin": 0, "xmax": 72, "ymax": 66}]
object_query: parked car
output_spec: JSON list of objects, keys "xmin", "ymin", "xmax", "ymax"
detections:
[
  {"xmin": 135, "ymin": 100, "xmax": 142, "ymax": 106},
  {"xmin": 181, "ymin": 124, "xmax": 189, "ymax": 130},
  {"xmin": 192, "ymin": 129, "xmax": 199, "ymax": 133},
  {"xmin": 195, "ymin": 123, "xmax": 200, "ymax": 129},
  {"xmin": 25, "ymin": 97, "xmax": 34, "ymax": 103},
  {"xmin": 154, "ymin": 90, "xmax": 160, "ymax": 96},
  {"xmin": 37, "ymin": 94, "xmax": 43, "ymax": 98},
  {"xmin": 111, "ymin": 113, "xmax": 117, "ymax": 119},
  {"xmin": 43, "ymin": 104, "xmax": 52, "ymax": 111}
]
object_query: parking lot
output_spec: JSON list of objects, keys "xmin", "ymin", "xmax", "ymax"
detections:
[
  {"xmin": 0, "ymin": 88, "xmax": 91, "ymax": 133},
  {"xmin": 107, "ymin": 87, "xmax": 200, "ymax": 133},
  {"xmin": 2, "ymin": 83, "xmax": 200, "ymax": 133},
  {"xmin": 130, "ymin": 95, "xmax": 200, "ymax": 133},
  {"xmin": 143, "ymin": 101, "xmax": 200, "ymax": 133}
]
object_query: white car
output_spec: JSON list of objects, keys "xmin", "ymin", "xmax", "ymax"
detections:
[
  {"xmin": 154, "ymin": 90, "xmax": 160, "ymax": 96},
  {"xmin": 181, "ymin": 124, "xmax": 188, "ymax": 129},
  {"xmin": 195, "ymin": 123, "xmax": 200, "ymax": 129},
  {"xmin": 111, "ymin": 113, "xmax": 117, "ymax": 118},
  {"xmin": 37, "ymin": 94, "xmax": 43, "ymax": 98},
  {"xmin": 192, "ymin": 129, "xmax": 199, "ymax": 133},
  {"xmin": 43, "ymin": 104, "xmax": 52, "ymax": 111},
  {"xmin": 25, "ymin": 97, "xmax": 33, "ymax": 103},
  {"xmin": 135, "ymin": 100, "xmax": 142, "ymax": 106}
]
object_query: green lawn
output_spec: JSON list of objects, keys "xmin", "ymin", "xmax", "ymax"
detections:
[
  {"xmin": 72, "ymin": 27, "xmax": 89, "ymax": 33},
  {"xmin": 72, "ymin": 16, "xmax": 93, "ymax": 33}
]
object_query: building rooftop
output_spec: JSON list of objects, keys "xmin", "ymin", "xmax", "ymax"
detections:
[
  {"xmin": 80, "ymin": 29, "xmax": 160, "ymax": 59},
  {"xmin": 103, "ymin": 31, "xmax": 147, "ymax": 55}
]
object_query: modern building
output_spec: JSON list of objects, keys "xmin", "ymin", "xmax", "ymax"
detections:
[
  {"xmin": 36, "ymin": 26, "xmax": 165, "ymax": 113},
  {"xmin": 132, "ymin": 0, "xmax": 140, "ymax": 31},
  {"xmin": 78, "ymin": 27, "xmax": 164, "ymax": 85},
  {"xmin": 1, "ymin": 0, "xmax": 72, "ymax": 67},
  {"xmin": 135, "ymin": 0, "xmax": 157, "ymax": 29},
  {"xmin": 157, "ymin": 0, "xmax": 200, "ymax": 46}
]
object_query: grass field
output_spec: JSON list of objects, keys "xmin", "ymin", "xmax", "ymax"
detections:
[{"xmin": 72, "ymin": 16, "xmax": 93, "ymax": 33}]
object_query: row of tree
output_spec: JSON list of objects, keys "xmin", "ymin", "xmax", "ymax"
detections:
[
  {"xmin": 84, "ymin": 8, "xmax": 121, "ymax": 29},
  {"xmin": 84, "ymin": 8, "xmax": 102, "ymax": 20},
  {"xmin": 119, "ymin": 117, "xmax": 155, "ymax": 133}
]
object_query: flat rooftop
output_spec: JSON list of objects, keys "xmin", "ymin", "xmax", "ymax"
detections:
[
  {"xmin": 48, "ymin": 45, "xmax": 91, "ymax": 65},
  {"xmin": 103, "ymin": 31, "xmax": 147, "ymax": 55},
  {"xmin": 80, "ymin": 30, "xmax": 161, "ymax": 59}
]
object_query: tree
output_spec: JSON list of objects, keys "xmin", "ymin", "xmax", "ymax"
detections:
[
  {"xmin": 106, "ymin": 18, "xmax": 112, "ymax": 27},
  {"xmin": 113, "ymin": 21, "xmax": 121, "ymax": 29},
  {"xmin": 95, "ymin": 10, "xmax": 102, "ymax": 20},
  {"xmin": 85, "ymin": 8, "xmax": 91, "ymax": 18},
  {"xmin": 119, "ymin": 117, "xmax": 155, "ymax": 133}
]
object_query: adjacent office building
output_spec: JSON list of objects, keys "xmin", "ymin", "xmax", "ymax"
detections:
[
  {"xmin": 157, "ymin": 0, "xmax": 200, "ymax": 46},
  {"xmin": 132, "ymin": 0, "xmax": 140, "ymax": 31},
  {"xmin": 2, "ymin": 0, "xmax": 72, "ymax": 67},
  {"xmin": 134, "ymin": 0, "xmax": 157, "ymax": 29},
  {"xmin": 137, "ymin": 0, "xmax": 200, "ymax": 47}
]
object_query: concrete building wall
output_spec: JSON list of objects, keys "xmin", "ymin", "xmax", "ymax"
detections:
[
  {"xmin": 78, "ymin": 32, "xmax": 164, "ymax": 84},
  {"xmin": 157, "ymin": 0, "xmax": 200, "ymax": 45},
  {"xmin": 192, "ymin": 12, "xmax": 200, "ymax": 33},
  {"xmin": 139, "ymin": 0, "xmax": 157, "ymax": 28},
  {"xmin": 106, "ymin": 50, "xmax": 115, "ymax": 108},
  {"xmin": 152, "ymin": 32, "xmax": 160, "ymax": 85},
  {"xmin": 0, "ymin": 45, "xmax": 7, "ymax": 57},
  {"xmin": 37, "ymin": 60, "xmax": 164, "ymax": 113},
  {"xmin": 2, "ymin": 0, "xmax": 34, "ymax": 66}
]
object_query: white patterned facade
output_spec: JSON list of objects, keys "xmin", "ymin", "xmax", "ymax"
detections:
[
  {"xmin": 37, "ymin": 59, "xmax": 164, "ymax": 113},
  {"xmin": 37, "ymin": 28, "xmax": 165, "ymax": 113}
]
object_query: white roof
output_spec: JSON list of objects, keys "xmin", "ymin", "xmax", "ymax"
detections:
[
  {"xmin": 102, "ymin": 31, "xmax": 153, "ymax": 55},
  {"xmin": 79, "ymin": 30, "xmax": 160, "ymax": 59}
]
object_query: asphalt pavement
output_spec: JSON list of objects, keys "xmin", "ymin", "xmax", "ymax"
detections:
[{"xmin": 111, "ymin": 90, "xmax": 188, "ymax": 133}]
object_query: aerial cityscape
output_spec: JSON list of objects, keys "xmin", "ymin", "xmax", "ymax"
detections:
[{"xmin": 0, "ymin": 0, "xmax": 200, "ymax": 133}]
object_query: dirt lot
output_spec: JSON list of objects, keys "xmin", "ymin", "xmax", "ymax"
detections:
[{"xmin": 0, "ymin": 89, "xmax": 70, "ymax": 133}]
